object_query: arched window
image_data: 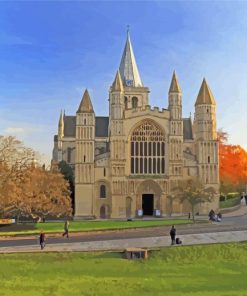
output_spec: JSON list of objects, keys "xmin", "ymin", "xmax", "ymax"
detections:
[
  {"xmin": 130, "ymin": 120, "xmax": 166, "ymax": 175},
  {"xmin": 100, "ymin": 185, "xmax": 106, "ymax": 198},
  {"xmin": 124, "ymin": 96, "xmax": 128, "ymax": 109},
  {"xmin": 132, "ymin": 97, "xmax": 138, "ymax": 109},
  {"xmin": 67, "ymin": 148, "xmax": 72, "ymax": 163}
]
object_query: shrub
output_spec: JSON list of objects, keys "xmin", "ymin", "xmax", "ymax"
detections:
[{"xmin": 226, "ymin": 192, "xmax": 240, "ymax": 199}]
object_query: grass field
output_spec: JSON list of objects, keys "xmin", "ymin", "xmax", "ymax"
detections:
[
  {"xmin": 0, "ymin": 219, "xmax": 193, "ymax": 236},
  {"xmin": 1, "ymin": 243, "xmax": 247, "ymax": 295},
  {"xmin": 219, "ymin": 196, "xmax": 241, "ymax": 208}
]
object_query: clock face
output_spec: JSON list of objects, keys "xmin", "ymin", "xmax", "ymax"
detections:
[{"xmin": 125, "ymin": 79, "xmax": 133, "ymax": 86}]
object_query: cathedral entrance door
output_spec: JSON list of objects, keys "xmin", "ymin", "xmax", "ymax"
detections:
[{"xmin": 142, "ymin": 194, "xmax": 154, "ymax": 216}]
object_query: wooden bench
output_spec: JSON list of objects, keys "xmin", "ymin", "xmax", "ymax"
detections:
[{"xmin": 125, "ymin": 248, "xmax": 148, "ymax": 260}]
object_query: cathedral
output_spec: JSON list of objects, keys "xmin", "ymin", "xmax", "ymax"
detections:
[{"xmin": 52, "ymin": 32, "xmax": 219, "ymax": 219}]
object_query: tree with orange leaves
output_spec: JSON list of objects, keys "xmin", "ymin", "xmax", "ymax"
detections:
[
  {"xmin": 0, "ymin": 136, "xmax": 72, "ymax": 220},
  {"xmin": 218, "ymin": 129, "xmax": 247, "ymax": 193}
]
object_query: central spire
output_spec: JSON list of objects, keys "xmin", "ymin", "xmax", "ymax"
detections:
[{"xmin": 119, "ymin": 30, "xmax": 143, "ymax": 87}]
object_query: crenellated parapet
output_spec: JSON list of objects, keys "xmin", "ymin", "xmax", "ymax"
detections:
[{"xmin": 125, "ymin": 104, "xmax": 170, "ymax": 119}]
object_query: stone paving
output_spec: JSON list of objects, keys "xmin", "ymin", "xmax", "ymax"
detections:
[
  {"xmin": 222, "ymin": 205, "xmax": 247, "ymax": 217},
  {"xmin": 0, "ymin": 206, "xmax": 246, "ymax": 253},
  {"xmin": 1, "ymin": 230, "xmax": 247, "ymax": 254}
]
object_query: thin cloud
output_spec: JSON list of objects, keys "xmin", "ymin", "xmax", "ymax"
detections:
[
  {"xmin": 4, "ymin": 127, "xmax": 25, "ymax": 134},
  {"xmin": 3, "ymin": 126, "xmax": 44, "ymax": 135}
]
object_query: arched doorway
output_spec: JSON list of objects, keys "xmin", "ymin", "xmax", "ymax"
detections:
[
  {"xmin": 142, "ymin": 194, "xmax": 154, "ymax": 215},
  {"xmin": 126, "ymin": 197, "xmax": 132, "ymax": 218},
  {"xmin": 100, "ymin": 205, "xmax": 108, "ymax": 219},
  {"xmin": 137, "ymin": 180, "xmax": 162, "ymax": 216}
]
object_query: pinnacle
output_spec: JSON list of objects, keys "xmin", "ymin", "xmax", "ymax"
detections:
[
  {"xmin": 77, "ymin": 89, "xmax": 94, "ymax": 113},
  {"xmin": 195, "ymin": 78, "xmax": 216, "ymax": 106},
  {"xmin": 58, "ymin": 110, "xmax": 64, "ymax": 126},
  {"xmin": 112, "ymin": 70, "xmax": 124, "ymax": 92},
  {"xmin": 169, "ymin": 71, "xmax": 181, "ymax": 93}
]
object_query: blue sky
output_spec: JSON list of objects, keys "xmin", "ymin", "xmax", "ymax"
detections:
[{"xmin": 1, "ymin": 1, "xmax": 247, "ymax": 164}]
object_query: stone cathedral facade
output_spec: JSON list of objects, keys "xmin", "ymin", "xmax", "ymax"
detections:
[{"xmin": 52, "ymin": 32, "xmax": 219, "ymax": 219}]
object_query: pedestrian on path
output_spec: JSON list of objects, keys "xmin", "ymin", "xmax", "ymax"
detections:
[
  {"xmin": 170, "ymin": 225, "xmax": 176, "ymax": 245},
  {"xmin": 62, "ymin": 220, "xmax": 69, "ymax": 238},
  {"xmin": 39, "ymin": 231, "xmax": 45, "ymax": 250}
]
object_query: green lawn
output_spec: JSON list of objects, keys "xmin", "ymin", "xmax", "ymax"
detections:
[
  {"xmin": 220, "ymin": 196, "xmax": 241, "ymax": 209},
  {"xmin": 1, "ymin": 243, "xmax": 247, "ymax": 295},
  {"xmin": 0, "ymin": 219, "xmax": 193, "ymax": 236}
]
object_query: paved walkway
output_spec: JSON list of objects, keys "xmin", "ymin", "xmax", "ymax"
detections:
[
  {"xmin": 223, "ymin": 205, "xmax": 247, "ymax": 217},
  {"xmin": 1, "ymin": 230, "xmax": 247, "ymax": 253}
]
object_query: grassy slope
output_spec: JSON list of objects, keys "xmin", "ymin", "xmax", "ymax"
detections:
[
  {"xmin": 1, "ymin": 243, "xmax": 247, "ymax": 296},
  {"xmin": 0, "ymin": 219, "xmax": 192, "ymax": 236}
]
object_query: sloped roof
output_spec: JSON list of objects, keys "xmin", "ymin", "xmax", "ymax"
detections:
[
  {"xmin": 61, "ymin": 116, "xmax": 191, "ymax": 140},
  {"xmin": 64, "ymin": 116, "xmax": 76, "ymax": 137},
  {"xmin": 95, "ymin": 117, "xmax": 109, "ymax": 137},
  {"xmin": 183, "ymin": 118, "xmax": 193, "ymax": 140},
  {"xmin": 62, "ymin": 116, "xmax": 109, "ymax": 138}
]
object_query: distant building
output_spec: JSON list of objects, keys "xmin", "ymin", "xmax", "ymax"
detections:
[{"xmin": 52, "ymin": 32, "xmax": 219, "ymax": 219}]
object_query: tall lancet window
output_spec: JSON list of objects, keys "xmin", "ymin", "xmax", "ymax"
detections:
[
  {"xmin": 130, "ymin": 120, "xmax": 166, "ymax": 175},
  {"xmin": 132, "ymin": 97, "xmax": 138, "ymax": 109}
]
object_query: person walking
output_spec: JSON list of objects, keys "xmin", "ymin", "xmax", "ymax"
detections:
[
  {"xmin": 170, "ymin": 225, "xmax": 176, "ymax": 245},
  {"xmin": 39, "ymin": 231, "xmax": 45, "ymax": 250},
  {"xmin": 62, "ymin": 220, "xmax": 69, "ymax": 238}
]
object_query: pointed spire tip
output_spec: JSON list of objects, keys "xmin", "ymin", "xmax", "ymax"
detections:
[
  {"xmin": 169, "ymin": 71, "xmax": 181, "ymax": 93},
  {"xmin": 112, "ymin": 70, "xmax": 124, "ymax": 92},
  {"xmin": 195, "ymin": 78, "xmax": 216, "ymax": 106},
  {"xmin": 118, "ymin": 31, "xmax": 143, "ymax": 87},
  {"xmin": 77, "ymin": 89, "xmax": 94, "ymax": 113}
]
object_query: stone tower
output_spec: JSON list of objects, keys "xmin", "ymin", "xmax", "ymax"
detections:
[
  {"xmin": 109, "ymin": 31, "xmax": 150, "ymax": 218},
  {"xmin": 193, "ymin": 78, "xmax": 219, "ymax": 196},
  {"xmin": 119, "ymin": 31, "xmax": 149, "ymax": 110},
  {"xmin": 75, "ymin": 89, "xmax": 95, "ymax": 218},
  {"xmin": 168, "ymin": 71, "xmax": 183, "ymax": 178},
  {"xmin": 109, "ymin": 71, "xmax": 126, "ymax": 218}
]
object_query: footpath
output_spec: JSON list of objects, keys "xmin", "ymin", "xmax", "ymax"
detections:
[
  {"xmin": 0, "ymin": 205, "xmax": 247, "ymax": 254},
  {"xmin": 1, "ymin": 229, "xmax": 247, "ymax": 253}
]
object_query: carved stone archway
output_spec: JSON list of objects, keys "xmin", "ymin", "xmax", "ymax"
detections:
[{"xmin": 136, "ymin": 180, "xmax": 163, "ymax": 215}]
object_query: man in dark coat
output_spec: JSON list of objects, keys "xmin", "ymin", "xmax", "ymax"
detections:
[
  {"xmin": 170, "ymin": 225, "xmax": 176, "ymax": 245},
  {"xmin": 39, "ymin": 231, "xmax": 45, "ymax": 250}
]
